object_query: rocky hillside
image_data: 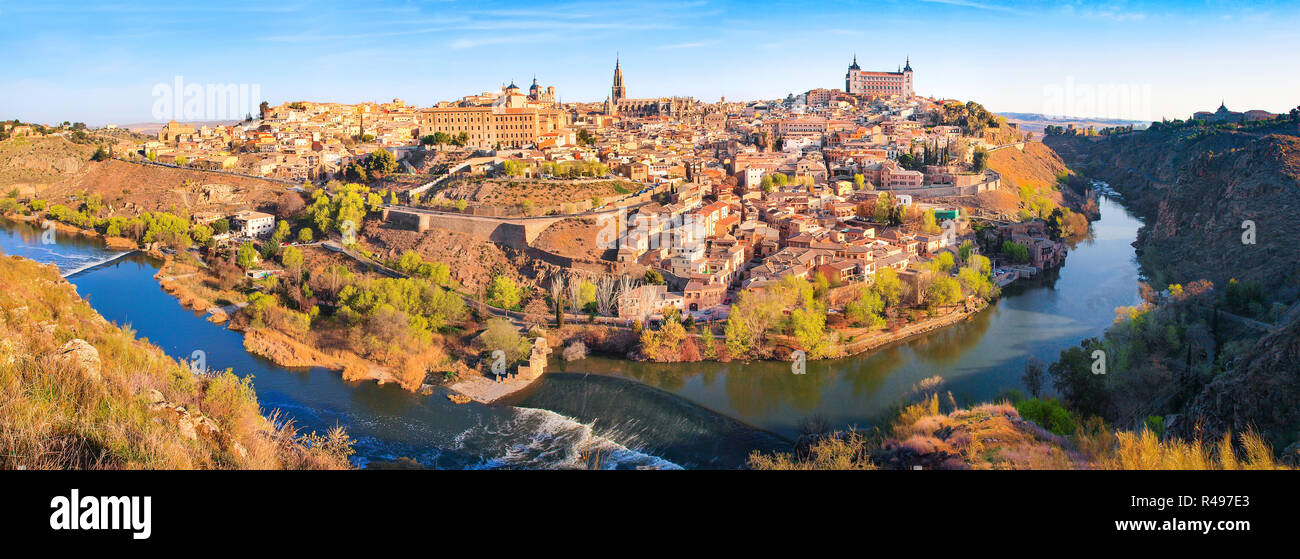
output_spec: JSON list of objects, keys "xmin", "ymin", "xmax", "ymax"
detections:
[
  {"xmin": 0, "ymin": 136, "xmax": 94, "ymax": 197},
  {"xmin": 1047, "ymin": 125, "xmax": 1300, "ymax": 300},
  {"xmin": 1169, "ymin": 305, "xmax": 1300, "ymax": 445},
  {"xmin": 0, "ymin": 135, "xmax": 288, "ymax": 215},
  {"xmin": 0, "ymin": 252, "xmax": 352, "ymax": 469},
  {"xmin": 977, "ymin": 141, "xmax": 1093, "ymax": 218}
]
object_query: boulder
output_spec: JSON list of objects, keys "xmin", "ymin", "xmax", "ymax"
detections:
[
  {"xmin": 54, "ymin": 339, "xmax": 101, "ymax": 382},
  {"xmin": 176, "ymin": 414, "xmax": 197, "ymax": 440}
]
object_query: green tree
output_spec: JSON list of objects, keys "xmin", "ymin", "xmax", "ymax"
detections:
[
  {"xmin": 344, "ymin": 163, "xmax": 368, "ymax": 182},
  {"xmin": 921, "ymin": 208, "xmax": 941, "ymax": 234},
  {"xmin": 1002, "ymin": 241, "xmax": 1029, "ymax": 263},
  {"xmin": 958, "ymin": 240, "xmax": 974, "ymax": 263},
  {"xmin": 724, "ymin": 309, "xmax": 754, "ymax": 356},
  {"xmin": 237, "ymin": 242, "xmax": 258, "ymax": 269},
  {"xmin": 790, "ymin": 307, "xmax": 828, "ymax": 357},
  {"xmin": 364, "ymin": 149, "xmax": 397, "ymax": 175},
  {"xmin": 502, "ymin": 160, "xmax": 527, "ymax": 177},
  {"xmin": 1048, "ymin": 339, "xmax": 1110, "ymax": 417},
  {"xmin": 845, "ymin": 286, "xmax": 886, "ymax": 329},
  {"xmin": 190, "ymin": 223, "xmax": 213, "ymax": 245},
  {"xmin": 644, "ymin": 269, "xmax": 665, "ymax": 285},
  {"xmin": 873, "ymin": 192, "xmax": 894, "ymax": 223},
  {"xmin": 927, "ymin": 275, "xmax": 962, "ymax": 307},
  {"xmin": 870, "ymin": 268, "xmax": 903, "ymax": 308},
  {"xmin": 280, "ymin": 246, "xmax": 304, "ymax": 280},
  {"xmin": 270, "ymin": 220, "xmax": 291, "ymax": 244},
  {"xmin": 486, "ymin": 275, "xmax": 522, "ymax": 309},
  {"xmin": 298, "ymin": 228, "xmax": 314, "ymax": 243},
  {"xmin": 928, "ymin": 251, "xmax": 955, "ymax": 274},
  {"xmin": 972, "ymin": 147, "xmax": 988, "ymax": 172}
]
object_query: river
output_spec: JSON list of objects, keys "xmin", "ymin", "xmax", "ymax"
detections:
[{"xmin": 0, "ymin": 193, "xmax": 1142, "ymax": 468}]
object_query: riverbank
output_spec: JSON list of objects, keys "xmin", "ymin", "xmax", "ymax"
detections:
[
  {"xmin": 448, "ymin": 370, "xmax": 540, "ymax": 404},
  {"xmin": 3, "ymin": 213, "xmax": 137, "ymax": 249}
]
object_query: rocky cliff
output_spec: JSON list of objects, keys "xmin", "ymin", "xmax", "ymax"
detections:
[
  {"xmin": 1046, "ymin": 123, "xmax": 1300, "ymax": 447},
  {"xmin": 1169, "ymin": 306, "xmax": 1300, "ymax": 446},
  {"xmin": 1047, "ymin": 126, "xmax": 1300, "ymax": 300}
]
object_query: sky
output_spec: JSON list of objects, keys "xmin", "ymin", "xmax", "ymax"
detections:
[{"xmin": 1, "ymin": 0, "xmax": 1298, "ymax": 125}]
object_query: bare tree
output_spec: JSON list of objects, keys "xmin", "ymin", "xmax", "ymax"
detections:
[
  {"xmin": 616, "ymin": 274, "xmax": 638, "ymax": 317},
  {"xmin": 595, "ymin": 275, "xmax": 617, "ymax": 316},
  {"xmin": 548, "ymin": 273, "xmax": 566, "ymax": 327}
]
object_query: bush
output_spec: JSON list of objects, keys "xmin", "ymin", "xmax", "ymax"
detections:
[
  {"xmin": 480, "ymin": 318, "xmax": 531, "ymax": 365},
  {"xmin": 1014, "ymin": 398, "xmax": 1077, "ymax": 437}
]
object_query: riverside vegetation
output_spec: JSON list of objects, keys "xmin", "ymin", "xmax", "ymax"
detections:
[{"xmin": 0, "ymin": 181, "xmax": 537, "ymax": 394}]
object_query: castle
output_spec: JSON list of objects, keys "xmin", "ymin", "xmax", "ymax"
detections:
[
  {"xmin": 844, "ymin": 55, "xmax": 914, "ymax": 98},
  {"xmin": 604, "ymin": 56, "xmax": 699, "ymax": 117}
]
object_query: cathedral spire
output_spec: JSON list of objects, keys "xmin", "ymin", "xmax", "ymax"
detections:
[{"xmin": 611, "ymin": 54, "xmax": 626, "ymax": 107}]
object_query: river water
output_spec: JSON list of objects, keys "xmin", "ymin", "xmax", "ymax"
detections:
[{"xmin": 0, "ymin": 194, "xmax": 1142, "ymax": 468}]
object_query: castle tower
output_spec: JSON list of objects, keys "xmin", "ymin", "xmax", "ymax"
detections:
[{"xmin": 903, "ymin": 56, "xmax": 914, "ymax": 98}]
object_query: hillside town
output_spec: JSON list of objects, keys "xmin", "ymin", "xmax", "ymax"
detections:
[
  {"xmin": 0, "ymin": 51, "xmax": 1092, "ymax": 409},
  {"xmin": 124, "ymin": 56, "xmax": 1064, "ymax": 328}
]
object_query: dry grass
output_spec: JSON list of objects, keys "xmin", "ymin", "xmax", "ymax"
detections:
[
  {"xmin": 748, "ymin": 431, "xmax": 877, "ymax": 470},
  {"xmin": 1085, "ymin": 428, "xmax": 1291, "ymax": 470},
  {"xmin": 0, "ymin": 254, "xmax": 351, "ymax": 469}
]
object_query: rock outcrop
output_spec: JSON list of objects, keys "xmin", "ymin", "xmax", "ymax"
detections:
[{"xmin": 54, "ymin": 339, "xmax": 101, "ymax": 382}]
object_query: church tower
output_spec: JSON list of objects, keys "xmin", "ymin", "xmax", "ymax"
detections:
[{"xmin": 611, "ymin": 55, "xmax": 626, "ymax": 105}]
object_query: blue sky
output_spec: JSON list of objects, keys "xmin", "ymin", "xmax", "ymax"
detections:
[{"xmin": 1, "ymin": 0, "xmax": 1297, "ymax": 125}]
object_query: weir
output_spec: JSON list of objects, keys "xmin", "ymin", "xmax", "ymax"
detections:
[{"xmin": 61, "ymin": 250, "xmax": 137, "ymax": 278}]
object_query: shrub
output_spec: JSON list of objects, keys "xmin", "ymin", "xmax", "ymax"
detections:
[{"xmin": 1013, "ymin": 398, "xmax": 1077, "ymax": 437}]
